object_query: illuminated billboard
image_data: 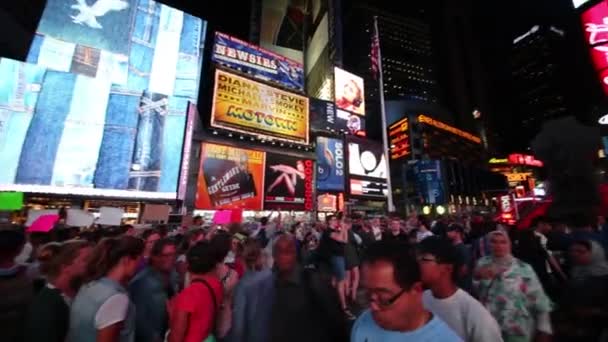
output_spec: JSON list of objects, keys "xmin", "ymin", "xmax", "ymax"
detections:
[
  {"xmin": 316, "ymin": 137, "xmax": 345, "ymax": 191},
  {"xmin": 0, "ymin": 0, "xmax": 207, "ymax": 199},
  {"xmin": 264, "ymin": 153, "xmax": 314, "ymax": 210},
  {"xmin": 336, "ymin": 109, "xmax": 366, "ymax": 136},
  {"xmin": 195, "ymin": 143, "xmax": 265, "ymax": 210},
  {"xmin": 259, "ymin": 0, "xmax": 305, "ymax": 64},
  {"xmin": 348, "ymin": 139, "xmax": 388, "ymax": 181},
  {"xmin": 309, "ymin": 98, "xmax": 336, "ymax": 133},
  {"xmin": 210, "ymin": 70, "xmax": 309, "ymax": 144},
  {"xmin": 388, "ymin": 118, "xmax": 410, "ymax": 160},
  {"xmin": 334, "ymin": 67, "xmax": 365, "ymax": 116},
  {"xmin": 350, "ymin": 179, "xmax": 388, "ymax": 198},
  {"xmin": 212, "ymin": 32, "xmax": 304, "ymax": 91}
]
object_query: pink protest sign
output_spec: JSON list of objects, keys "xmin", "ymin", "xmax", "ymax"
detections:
[
  {"xmin": 27, "ymin": 214, "xmax": 60, "ymax": 233},
  {"xmin": 212, "ymin": 209, "xmax": 243, "ymax": 224}
]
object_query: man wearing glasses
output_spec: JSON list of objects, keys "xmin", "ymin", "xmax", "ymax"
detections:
[
  {"xmin": 418, "ymin": 237, "xmax": 503, "ymax": 342},
  {"xmin": 351, "ymin": 241, "xmax": 461, "ymax": 342}
]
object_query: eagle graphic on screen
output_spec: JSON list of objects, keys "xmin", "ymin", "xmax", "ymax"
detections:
[{"xmin": 70, "ymin": 0, "xmax": 129, "ymax": 29}]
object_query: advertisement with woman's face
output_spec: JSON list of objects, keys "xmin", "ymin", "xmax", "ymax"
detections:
[{"xmin": 334, "ymin": 67, "xmax": 365, "ymax": 116}]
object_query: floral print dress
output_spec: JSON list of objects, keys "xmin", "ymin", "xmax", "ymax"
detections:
[{"xmin": 474, "ymin": 256, "xmax": 552, "ymax": 342}]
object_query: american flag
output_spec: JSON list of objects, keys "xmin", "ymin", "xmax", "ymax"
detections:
[{"xmin": 370, "ymin": 18, "xmax": 380, "ymax": 79}]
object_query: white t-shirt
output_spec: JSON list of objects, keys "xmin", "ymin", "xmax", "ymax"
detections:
[
  {"xmin": 423, "ymin": 289, "xmax": 503, "ymax": 342},
  {"xmin": 94, "ymin": 293, "xmax": 130, "ymax": 330}
]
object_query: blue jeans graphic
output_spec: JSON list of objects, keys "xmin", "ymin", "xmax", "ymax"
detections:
[
  {"xmin": 50, "ymin": 75, "xmax": 110, "ymax": 188},
  {"xmin": 0, "ymin": 59, "xmax": 46, "ymax": 184},
  {"xmin": 128, "ymin": 91, "xmax": 166, "ymax": 191},
  {"xmin": 94, "ymin": 91, "xmax": 140, "ymax": 189},
  {"xmin": 16, "ymin": 70, "xmax": 77, "ymax": 185},
  {"xmin": 26, "ymin": 34, "xmax": 44, "ymax": 64},
  {"xmin": 158, "ymin": 96, "xmax": 187, "ymax": 192}
]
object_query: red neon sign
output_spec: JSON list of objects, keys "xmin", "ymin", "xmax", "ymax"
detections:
[
  {"xmin": 582, "ymin": 2, "xmax": 608, "ymax": 46},
  {"xmin": 508, "ymin": 154, "xmax": 543, "ymax": 167}
]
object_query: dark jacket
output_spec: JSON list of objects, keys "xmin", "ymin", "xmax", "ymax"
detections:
[
  {"xmin": 0, "ymin": 265, "xmax": 33, "ymax": 342},
  {"xmin": 128, "ymin": 266, "xmax": 178, "ymax": 342},
  {"xmin": 24, "ymin": 285, "xmax": 69, "ymax": 342},
  {"xmin": 228, "ymin": 268, "xmax": 348, "ymax": 342}
]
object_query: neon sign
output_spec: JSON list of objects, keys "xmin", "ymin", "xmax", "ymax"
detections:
[
  {"xmin": 508, "ymin": 154, "xmax": 544, "ymax": 167},
  {"xmin": 388, "ymin": 118, "xmax": 411, "ymax": 160},
  {"xmin": 417, "ymin": 115, "xmax": 481, "ymax": 144}
]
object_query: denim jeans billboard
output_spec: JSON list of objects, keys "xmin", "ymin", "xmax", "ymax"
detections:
[{"xmin": 0, "ymin": 0, "xmax": 207, "ymax": 199}]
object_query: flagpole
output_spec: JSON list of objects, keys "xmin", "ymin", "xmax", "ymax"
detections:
[{"xmin": 374, "ymin": 16, "xmax": 395, "ymax": 213}]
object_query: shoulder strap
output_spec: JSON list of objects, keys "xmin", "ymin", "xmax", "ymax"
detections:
[{"xmin": 191, "ymin": 278, "xmax": 219, "ymax": 335}]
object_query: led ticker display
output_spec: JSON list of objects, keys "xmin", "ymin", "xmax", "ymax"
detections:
[
  {"xmin": 417, "ymin": 115, "xmax": 481, "ymax": 144},
  {"xmin": 210, "ymin": 70, "xmax": 309, "ymax": 144},
  {"xmin": 388, "ymin": 118, "xmax": 410, "ymax": 160}
]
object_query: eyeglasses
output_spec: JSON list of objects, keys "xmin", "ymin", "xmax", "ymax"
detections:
[{"xmin": 367, "ymin": 288, "xmax": 408, "ymax": 308}]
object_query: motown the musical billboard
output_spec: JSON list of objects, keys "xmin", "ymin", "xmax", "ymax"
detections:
[{"xmin": 211, "ymin": 70, "xmax": 309, "ymax": 144}]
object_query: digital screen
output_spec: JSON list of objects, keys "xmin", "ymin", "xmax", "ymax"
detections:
[
  {"xmin": 309, "ymin": 98, "xmax": 336, "ymax": 133},
  {"xmin": 210, "ymin": 69, "xmax": 309, "ymax": 144},
  {"xmin": 195, "ymin": 143, "xmax": 265, "ymax": 210},
  {"xmin": 316, "ymin": 137, "xmax": 344, "ymax": 191},
  {"xmin": 336, "ymin": 109, "xmax": 366, "ymax": 136},
  {"xmin": 212, "ymin": 32, "xmax": 304, "ymax": 91},
  {"xmin": 388, "ymin": 118, "xmax": 410, "ymax": 160},
  {"xmin": 334, "ymin": 67, "xmax": 365, "ymax": 116},
  {"xmin": 348, "ymin": 138, "xmax": 388, "ymax": 180},
  {"xmin": 350, "ymin": 179, "xmax": 388, "ymax": 198},
  {"xmin": 0, "ymin": 0, "xmax": 207, "ymax": 199},
  {"xmin": 317, "ymin": 193, "xmax": 337, "ymax": 212},
  {"xmin": 264, "ymin": 153, "xmax": 314, "ymax": 210},
  {"xmin": 259, "ymin": 0, "xmax": 305, "ymax": 64}
]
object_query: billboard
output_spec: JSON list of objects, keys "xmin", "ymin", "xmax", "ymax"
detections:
[
  {"xmin": 195, "ymin": 143, "xmax": 265, "ymax": 210},
  {"xmin": 263, "ymin": 153, "xmax": 314, "ymax": 210},
  {"xmin": 350, "ymin": 179, "xmax": 388, "ymax": 198},
  {"xmin": 259, "ymin": 0, "xmax": 305, "ymax": 64},
  {"xmin": 414, "ymin": 160, "xmax": 445, "ymax": 205},
  {"xmin": 388, "ymin": 118, "xmax": 410, "ymax": 160},
  {"xmin": 317, "ymin": 193, "xmax": 337, "ymax": 212},
  {"xmin": 348, "ymin": 139, "xmax": 388, "ymax": 180},
  {"xmin": 212, "ymin": 32, "xmax": 304, "ymax": 91},
  {"xmin": 334, "ymin": 67, "xmax": 365, "ymax": 116},
  {"xmin": 210, "ymin": 70, "xmax": 309, "ymax": 144},
  {"xmin": 310, "ymin": 98, "xmax": 336, "ymax": 133},
  {"xmin": 0, "ymin": 0, "xmax": 207, "ymax": 199},
  {"xmin": 316, "ymin": 137, "xmax": 345, "ymax": 191},
  {"xmin": 336, "ymin": 109, "xmax": 366, "ymax": 136}
]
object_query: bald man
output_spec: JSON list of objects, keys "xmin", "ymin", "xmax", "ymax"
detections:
[{"xmin": 228, "ymin": 235, "xmax": 348, "ymax": 342}]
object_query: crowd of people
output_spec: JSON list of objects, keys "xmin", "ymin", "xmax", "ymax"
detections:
[{"xmin": 2, "ymin": 210, "xmax": 608, "ymax": 342}]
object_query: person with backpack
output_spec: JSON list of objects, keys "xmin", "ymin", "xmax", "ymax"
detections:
[{"xmin": 167, "ymin": 240, "xmax": 225, "ymax": 342}]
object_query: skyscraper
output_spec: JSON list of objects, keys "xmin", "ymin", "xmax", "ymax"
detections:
[{"xmin": 510, "ymin": 25, "xmax": 570, "ymax": 150}]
